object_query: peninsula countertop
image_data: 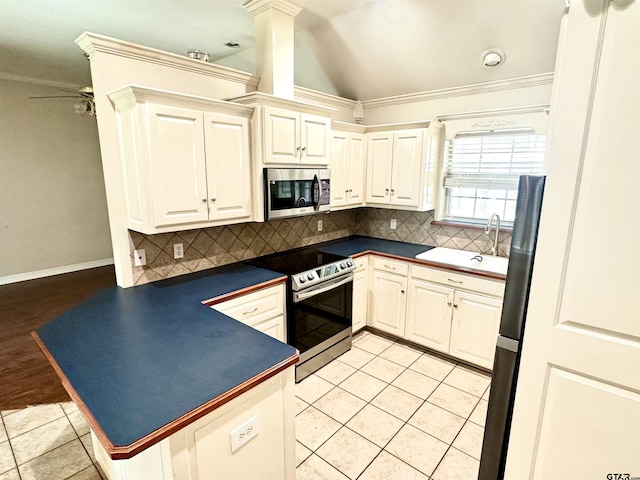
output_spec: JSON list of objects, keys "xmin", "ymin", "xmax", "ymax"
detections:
[{"xmin": 34, "ymin": 263, "xmax": 297, "ymax": 459}]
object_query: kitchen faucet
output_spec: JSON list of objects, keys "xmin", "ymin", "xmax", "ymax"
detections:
[{"xmin": 485, "ymin": 213, "xmax": 501, "ymax": 256}]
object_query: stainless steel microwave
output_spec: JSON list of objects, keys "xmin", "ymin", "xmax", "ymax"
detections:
[{"xmin": 264, "ymin": 168, "xmax": 330, "ymax": 220}]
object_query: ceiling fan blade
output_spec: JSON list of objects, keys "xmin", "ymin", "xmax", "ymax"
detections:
[{"xmin": 28, "ymin": 95, "xmax": 82, "ymax": 99}]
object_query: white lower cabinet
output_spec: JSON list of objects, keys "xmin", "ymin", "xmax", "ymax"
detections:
[
  {"xmin": 351, "ymin": 256, "xmax": 369, "ymax": 333},
  {"xmin": 365, "ymin": 257, "xmax": 505, "ymax": 369},
  {"xmin": 92, "ymin": 367, "xmax": 296, "ymax": 480},
  {"xmin": 210, "ymin": 284, "xmax": 286, "ymax": 342},
  {"xmin": 368, "ymin": 257, "xmax": 408, "ymax": 337},
  {"xmin": 405, "ymin": 279, "xmax": 453, "ymax": 354},
  {"xmin": 448, "ymin": 290, "xmax": 503, "ymax": 369}
]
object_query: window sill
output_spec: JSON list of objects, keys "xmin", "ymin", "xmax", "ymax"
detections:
[{"xmin": 432, "ymin": 220, "xmax": 513, "ymax": 234}]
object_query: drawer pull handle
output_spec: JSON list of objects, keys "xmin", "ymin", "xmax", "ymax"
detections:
[
  {"xmin": 447, "ymin": 301, "xmax": 452, "ymax": 307},
  {"xmin": 243, "ymin": 307, "xmax": 259, "ymax": 315},
  {"xmin": 384, "ymin": 264, "xmax": 396, "ymax": 270},
  {"xmin": 453, "ymin": 304, "xmax": 459, "ymax": 308},
  {"xmin": 447, "ymin": 278, "xmax": 463, "ymax": 284}
]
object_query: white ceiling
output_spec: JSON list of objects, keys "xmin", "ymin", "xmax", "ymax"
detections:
[{"xmin": 0, "ymin": 0, "xmax": 565, "ymax": 100}]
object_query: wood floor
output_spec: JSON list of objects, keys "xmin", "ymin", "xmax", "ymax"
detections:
[{"xmin": 0, "ymin": 266, "xmax": 116, "ymax": 409}]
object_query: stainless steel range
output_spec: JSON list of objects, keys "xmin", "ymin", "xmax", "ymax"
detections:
[{"xmin": 248, "ymin": 247, "xmax": 355, "ymax": 382}]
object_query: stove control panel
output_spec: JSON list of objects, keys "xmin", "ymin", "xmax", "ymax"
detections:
[{"xmin": 291, "ymin": 258, "xmax": 356, "ymax": 291}]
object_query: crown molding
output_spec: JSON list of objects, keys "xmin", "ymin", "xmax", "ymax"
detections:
[
  {"xmin": 245, "ymin": 0, "xmax": 302, "ymax": 17},
  {"xmin": 437, "ymin": 104, "xmax": 551, "ymax": 122},
  {"xmin": 0, "ymin": 71, "xmax": 81, "ymax": 90},
  {"xmin": 361, "ymin": 73, "xmax": 554, "ymax": 108},
  {"xmin": 75, "ymin": 32, "xmax": 260, "ymax": 88},
  {"xmin": 293, "ymin": 86, "xmax": 357, "ymax": 110},
  {"xmin": 226, "ymin": 91, "xmax": 337, "ymax": 117},
  {"xmin": 108, "ymin": 86, "xmax": 255, "ymax": 118}
]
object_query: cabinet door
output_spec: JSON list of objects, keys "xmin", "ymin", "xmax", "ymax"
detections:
[
  {"xmin": 369, "ymin": 269, "xmax": 407, "ymax": 337},
  {"xmin": 391, "ymin": 129, "xmax": 423, "ymax": 207},
  {"xmin": 263, "ymin": 106, "xmax": 299, "ymax": 164},
  {"xmin": 203, "ymin": 113, "xmax": 252, "ymax": 222},
  {"xmin": 300, "ymin": 113, "xmax": 330, "ymax": 165},
  {"xmin": 330, "ymin": 132, "xmax": 348, "ymax": 207},
  {"xmin": 365, "ymin": 133, "xmax": 393, "ymax": 204},
  {"xmin": 352, "ymin": 256, "xmax": 369, "ymax": 333},
  {"xmin": 449, "ymin": 290, "xmax": 502, "ymax": 369},
  {"xmin": 347, "ymin": 133, "xmax": 366, "ymax": 206},
  {"xmin": 245, "ymin": 314, "xmax": 285, "ymax": 342},
  {"xmin": 146, "ymin": 104, "xmax": 208, "ymax": 227},
  {"xmin": 406, "ymin": 278, "xmax": 454, "ymax": 354}
]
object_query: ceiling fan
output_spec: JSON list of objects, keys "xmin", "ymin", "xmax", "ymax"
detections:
[{"xmin": 29, "ymin": 86, "xmax": 96, "ymax": 117}]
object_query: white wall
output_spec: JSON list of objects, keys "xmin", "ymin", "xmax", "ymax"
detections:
[
  {"xmin": 0, "ymin": 77, "xmax": 112, "ymax": 282},
  {"xmin": 361, "ymin": 74, "xmax": 553, "ymax": 125}
]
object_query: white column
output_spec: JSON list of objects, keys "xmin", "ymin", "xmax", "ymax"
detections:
[{"xmin": 245, "ymin": 0, "xmax": 302, "ymax": 99}]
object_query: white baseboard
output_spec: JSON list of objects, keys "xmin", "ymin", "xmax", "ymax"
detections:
[{"xmin": 0, "ymin": 258, "xmax": 115, "ymax": 286}]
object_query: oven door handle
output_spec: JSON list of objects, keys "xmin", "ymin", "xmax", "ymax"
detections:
[{"xmin": 293, "ymin": 273, "xmax": 354, "ymax": 303}]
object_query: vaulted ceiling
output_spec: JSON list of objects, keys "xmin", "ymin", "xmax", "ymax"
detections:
[{"xmin": 0, "ymin": 0, "xmax": 564, "ymax": 100}]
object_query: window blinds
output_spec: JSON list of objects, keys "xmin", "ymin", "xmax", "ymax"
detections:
[{"xmin": 444, "ymin": 131, "xmax": 546, "ymax": 191}]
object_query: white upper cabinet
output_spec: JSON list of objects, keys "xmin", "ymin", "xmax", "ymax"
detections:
[
  {"xmin": 263, "ymin": 106, "xmax": 331, "ymax": 165},
  {"xmin": 330, "ymin": 127, "xmax": 366, "ymax": 209},
  {"xmin": 203, "ymin": 113, "xmax": 252, "ymax": 222},
  {"xmin": 365, "ymin": 133, "xmax": 394, "ymax": 203},
  {"xmin": 365, "ymin": 123, "xmax": 442, "ymax": 211},
  {"xmin": 109, "ymin": 86, "xmax": 254, "ymax": 234},
  {"xmin": 146, "ymin": 105, "xmax": 209, "ymax": 227},
  {"xmin": 365, "ymin": 128, "xmax": 424, "ymax": 208},
  {"xmin": 391, "ymin": 130, "xmax": 424, "ymax": 207},
  {"xmin": 224, "ymin": 93, "xmax": 336, "ymax": 222}
]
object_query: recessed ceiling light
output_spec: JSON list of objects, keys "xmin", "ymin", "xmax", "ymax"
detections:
[
  {"xmin": 482, "ymin": 49, "xmax": 506, "ymax": 67},
  {"xmin": 225, "ymin": 41, "xmax": 240, "ymax": 48}
]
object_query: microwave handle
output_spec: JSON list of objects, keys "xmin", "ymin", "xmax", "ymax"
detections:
[{"xmin": 312, "ymin": 174, "xmax": 320, "ymax": 211}]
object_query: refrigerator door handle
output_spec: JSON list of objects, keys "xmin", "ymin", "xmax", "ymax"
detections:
[{"xmin": 496, "ymin": 335, "xmax": 519, "ymax": 352}]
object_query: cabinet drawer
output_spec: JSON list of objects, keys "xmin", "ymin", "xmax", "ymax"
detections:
[
  {"xmin": 372, "ymin": 256, "xmax": 409, "ymax": 276},
  {"xmin": 411, "ymin": 264, "xmax": 505, "ymax": 297},
  {"xmin": 353, "ymin": 256, "xmax": 369, "ymax": 272},
  {"xmin": 212, "ymin": 285, "xmax": 285, "ymax": 324}
]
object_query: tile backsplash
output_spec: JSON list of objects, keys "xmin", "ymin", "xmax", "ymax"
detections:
[{"xmin": 130, "ymin": 208, "xmax": 511, "ymax": 285}]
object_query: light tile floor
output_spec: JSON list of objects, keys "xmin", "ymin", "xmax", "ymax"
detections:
[
  {"xmin": 0, "ymin": 402, "xmax": 104, "ymax": 480},
  {"xmin": 295, "ymin": 330, "xmax": 491, "ymax": 480},
  {"xmin": 0, "ymin": 330, "xmax": 491, "ymax": 480}
]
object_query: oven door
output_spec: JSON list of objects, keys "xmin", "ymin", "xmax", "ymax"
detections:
[{"xmin": 290, "ymin": 273, "xmax": 353, "ymax": 381}]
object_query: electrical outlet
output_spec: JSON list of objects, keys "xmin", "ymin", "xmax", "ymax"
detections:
[
  {"xmin": 318, "ymin": 220, "xmax": 323, "ymax": 231},
  {"xmin": 133, "ymin": 249, "xmax": 146, "ymax": 267},
  {"xmin": 173, "ymin": 243, "xmax": 184, "ymax": 259},
  {"xmin": 230, "ymin": 415, "xmax": 260, "ymax": 453},
  {"xmin": 390, "ymin": 219, "xmax": 397, "ymax": 230}
]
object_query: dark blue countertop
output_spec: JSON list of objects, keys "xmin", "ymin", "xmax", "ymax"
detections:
[
  {"xmin": 35, "ymin": 236, "xmax": 435, "ymax": 457},
  {"xmin": 36, "ymin": 263, "xmax": 295, "ymax": 455},
  {"xmin": 318, "ymin": 235, "xmax": 434, "ymax": 258}
]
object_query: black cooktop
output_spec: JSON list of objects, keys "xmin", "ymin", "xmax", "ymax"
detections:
[{"xmin": 246, "ymin": 247, "xmax": 347, "ymax": 276}]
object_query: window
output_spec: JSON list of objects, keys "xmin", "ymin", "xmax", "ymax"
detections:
[{"xmin": 442, "ymin": 130, "xmax": 545, "ymax": 225}]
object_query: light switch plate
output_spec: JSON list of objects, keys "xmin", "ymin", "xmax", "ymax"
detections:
[
  {"xmin": 173, "ymin": 243, "xmax": 184, "ymax": 259},
  {"xmin": 390, "ymin": 219, "xmax": 397, "ymax": 230},
  {"xmin": 133, "ymin": 249, "xmax": 146, "ymax": 267},
  {"xmin": 318, "ymin": 220, "xmax": 323, "ymax": 231},
  {"xmin": 230, "ymin": 415, "xmax": 259, "ymax": 453}
]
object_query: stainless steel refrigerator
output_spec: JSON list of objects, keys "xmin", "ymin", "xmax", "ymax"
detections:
[{"xmin": 478, "ymin": 175, "xmax": 546, "ymax": 480}]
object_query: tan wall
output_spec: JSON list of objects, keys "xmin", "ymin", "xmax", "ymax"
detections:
[{"xmin": 0, "ymin": 78, "xmax": 112, "ymax": 279}]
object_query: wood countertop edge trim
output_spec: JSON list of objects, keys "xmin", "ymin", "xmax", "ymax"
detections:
[
  {"xmin": 351, "ymin": 250, "xmax": 506, "ymax": 281},
  {"xmin": 32, "ymin": 330, "xmax": 298, "ymax": 461},
  {"xmin": 201, "ymin": 275, "xmax": 288, "ymax": 306}
]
